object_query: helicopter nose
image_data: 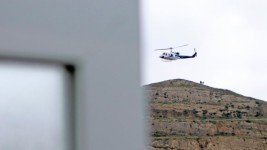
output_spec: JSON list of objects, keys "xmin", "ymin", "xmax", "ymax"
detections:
[{"xmin": 159, "ymin": 56, "xmax": 164, "ymax": 58}]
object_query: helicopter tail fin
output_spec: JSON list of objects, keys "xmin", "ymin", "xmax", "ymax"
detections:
[{"xmin": 192, "ymin": 48, "xmax": 197, "ymax": 57}]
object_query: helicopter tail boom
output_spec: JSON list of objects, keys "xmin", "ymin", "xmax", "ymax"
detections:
[{"xmin": 178, "ymin": 48, "xmax": 197, "ymax": 59}]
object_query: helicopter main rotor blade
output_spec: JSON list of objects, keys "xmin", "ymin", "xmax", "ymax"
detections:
[
  {"xmin": 155, "ymin": 47, "xmax": 173, "ymax": 51},
  {"xmin": 173, "ymin": 44, "xmax": 189, "ymax": 48},
  {"xmin": 155, "ymin": 44, "xmax": 189, "ymax": 51}
]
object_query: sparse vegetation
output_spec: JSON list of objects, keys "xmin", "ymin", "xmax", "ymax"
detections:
[
  {"xmin": 215, "ymin": 131, "xmax": 225, "ymax": 136},
  {"xmin": 246, "ymin": 120, "xmax": 251, "ymax": 123},
  {"xmin": 222, "ymin": 112, "xmax": 232, "ymax": 119},
  {"xmin": 146, "ymin": 79, "xmax": 267, "ymax": 150},
  {"xmin": 255, "ymin": 112, "xmax": 262, "ymax": 117},
  {"xmin": 183, "ymin": 109, "xmax": 189, "ymax": 116},
  {"xmin": 153, "ymin": 131, "xmax": 163, "ymax": 137},
  {"xmin": 236, "ymin": 110, "xmax": 242, "ymax": 119},
  {"xmin": 202, "ymin": 110, "xmax": 208, "ymax": 120},
  {"xmin": 192, "ymin": 109, "xmax": 198, "ymax": 117}
]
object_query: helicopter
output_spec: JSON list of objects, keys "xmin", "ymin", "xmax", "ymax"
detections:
[{"xmin": 155, "ymin": 44, "xmax": 197, "ymax": 61}]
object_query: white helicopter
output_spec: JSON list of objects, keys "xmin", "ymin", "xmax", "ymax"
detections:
[{"xmin": 155, "ymin": 44, "xmax": 197, "ymax": 61}]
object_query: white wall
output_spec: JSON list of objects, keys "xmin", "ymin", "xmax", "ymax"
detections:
[{"xmin": 0, "ymin": 1, "xmax": 145, "ymax": 150}]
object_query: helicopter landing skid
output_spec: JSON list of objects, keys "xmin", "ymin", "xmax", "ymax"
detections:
[{"xmin": 161, "ymin": 59, "xmax": 173, "ymax": 62}]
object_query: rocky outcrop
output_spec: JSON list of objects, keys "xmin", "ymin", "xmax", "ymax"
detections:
[{"xmin": 145, "ymin": 79, "xmax": 267, "ymax": 150}]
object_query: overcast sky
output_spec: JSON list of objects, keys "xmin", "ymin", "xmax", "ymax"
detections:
[
  {"xmin": 141, "ymin": 0, "xmax": 267, "ymax": 101},
  {"xmin": 0, "ymin": 62, "xmax": 67, "ymax": 149}
]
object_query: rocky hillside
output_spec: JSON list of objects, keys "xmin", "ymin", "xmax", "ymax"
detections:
[{"xmin": 144, "ymin": 79, "xmax": 267, "ymax": 150}]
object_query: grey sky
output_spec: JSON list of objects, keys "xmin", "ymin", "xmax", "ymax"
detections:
[
  {"xmin": 141, "ymin": 0, "xmax": 267, "ymax": 101},
  {"xmin": 0, "ymin": 62, "xmax": 67, "ymax": 149}
]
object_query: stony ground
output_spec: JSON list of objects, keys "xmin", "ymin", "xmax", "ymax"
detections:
[{"xmin": 144, "ymin": 79, "xmax": 267, "ymax": 150}]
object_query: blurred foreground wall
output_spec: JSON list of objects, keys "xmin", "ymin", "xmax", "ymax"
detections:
[{"xmin": 0, "ymin": 1, "xmax": 145, "ymax": 150}]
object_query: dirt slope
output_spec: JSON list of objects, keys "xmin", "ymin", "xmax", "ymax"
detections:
[{"xmin": 144, "ymin": 79, "xmax": 267, "ymax": 150}]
